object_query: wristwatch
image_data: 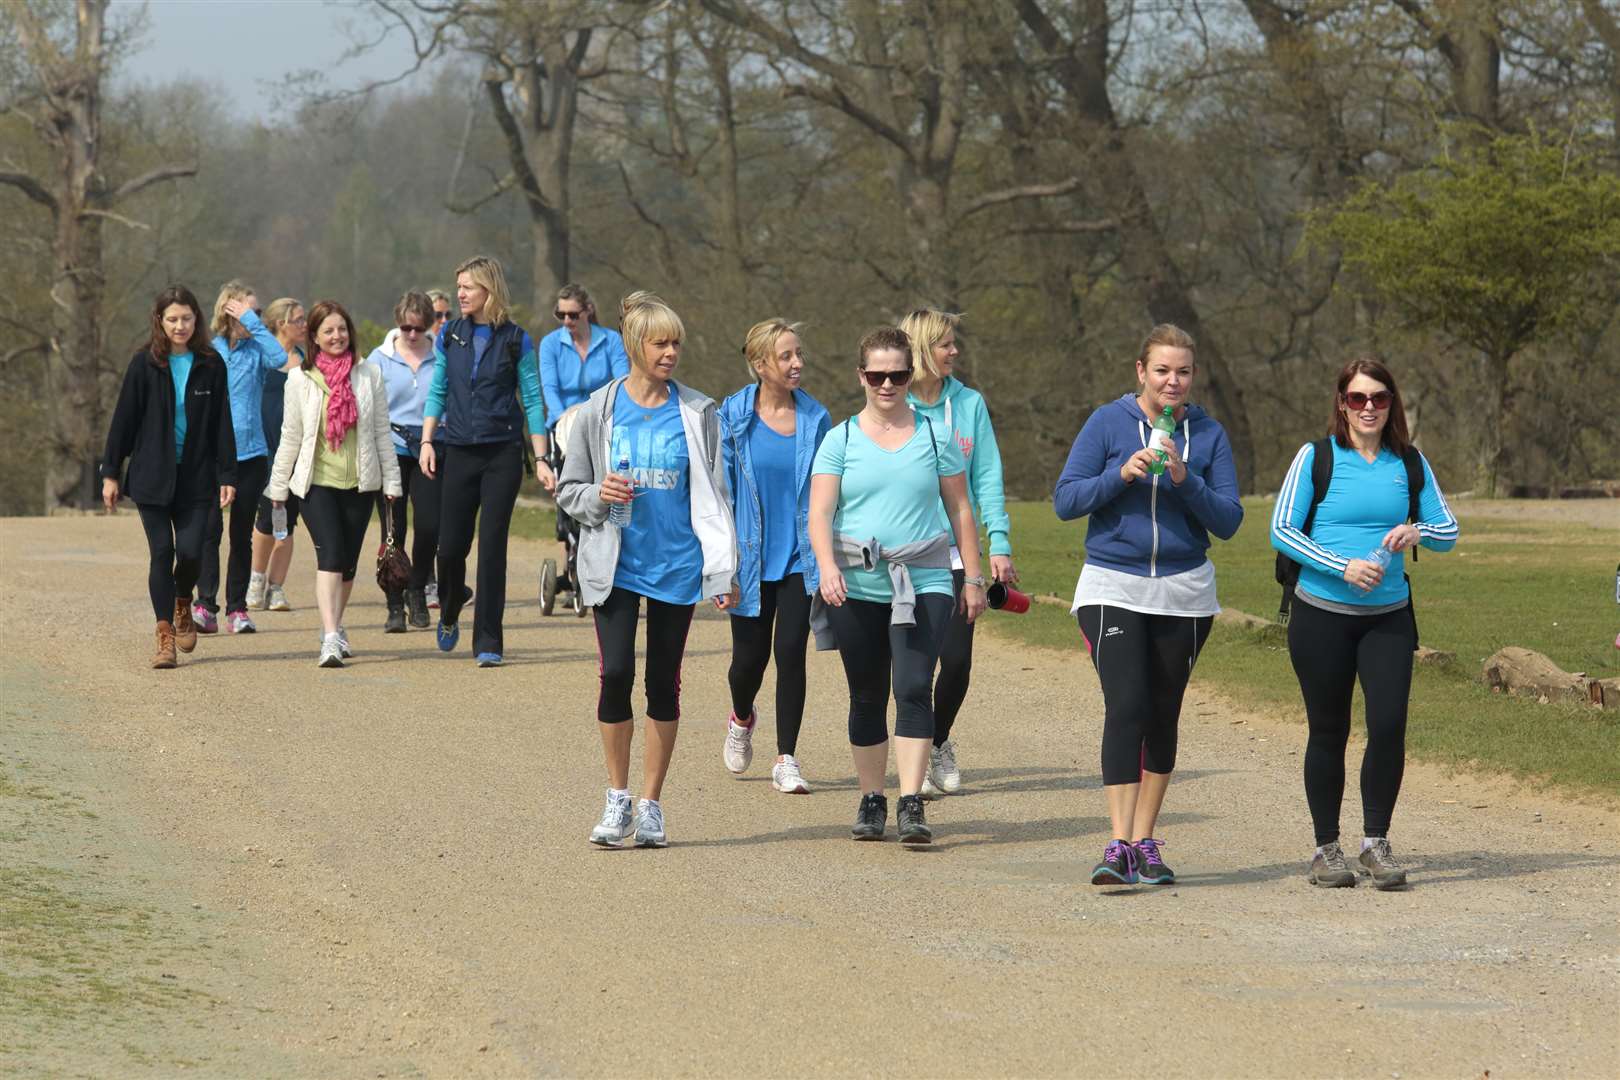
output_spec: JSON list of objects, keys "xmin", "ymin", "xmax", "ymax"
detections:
[{"xmin": 962, "ymin": 575, "xmax": 987, "ymax": 588}]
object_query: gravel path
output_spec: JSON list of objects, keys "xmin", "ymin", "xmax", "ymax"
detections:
[{"xmin": 2, "ymin": 514, "xmax": 1616, "ymax": 1078}]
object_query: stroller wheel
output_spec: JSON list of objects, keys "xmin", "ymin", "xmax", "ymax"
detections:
[{"xmin": 539, "ymin": 558, "xmax": 557, "ymax": 616}]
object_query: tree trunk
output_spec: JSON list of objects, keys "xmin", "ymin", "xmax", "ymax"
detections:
[
  {"xmin": 46, "ymin": 202, "xmax": 107, "ymax": 509},
  {"xmin": 1477, "ymin": 348, "xmax": 1510, "ymax": 497}
]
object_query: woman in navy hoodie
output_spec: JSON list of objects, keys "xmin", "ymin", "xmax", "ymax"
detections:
[{"xmin": 1053, "ymin": 324, "xmax": 1243, "ymax": 887}]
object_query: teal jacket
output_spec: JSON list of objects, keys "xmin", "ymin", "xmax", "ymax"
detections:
[{"xmin": 907, "ymin": 376, "xmax": 1012, "ymax": 557}]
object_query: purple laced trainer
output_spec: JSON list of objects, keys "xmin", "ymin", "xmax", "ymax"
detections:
[
  {"xmin": 1135, "ymin": 837, "xmax": 1174, "ymax": 884},
  {"xmin": 1090, "ymin": 839, "xmax": 1139, "ymax": 885}
]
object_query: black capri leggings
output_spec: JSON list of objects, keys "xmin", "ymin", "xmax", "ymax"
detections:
[
  {"xmin": 197, "ymin": 454, "xmax": 270, "ymax": 613},
  {"xmin": 727, "ymin": 573, "xmax": 812, "ymax": 755},
  {"xmin": 932, "ymin": 568, "xmax": 976, "ymax": 747},
  {"xmin": 136, "ymin": 501, "xmax": 210, "ymax": 621},
  {"xmin": 374, "ymin": 453, "xmax": 441, "ymax": 590},
  {"xmin": 299, "ymin": 484, "xmax": 374, "ymax": 581},
  {"xmin": 1287, "ymin": 599, "xmax": 1416, "ymax": 846},
  {"xmin": 253, "ymin": 491, "xmax": 301, "ymax": 534},
  {"xmin": 825, "ymin": 592, "xmax": 953, "ymax": 747},
  {"xmin": 594, "ymin": 587, "xmax": 696, "ymax": 724},
  {"xmin": 1077, "ymin": 605, "xmax": 1213, "ymax": 785}
]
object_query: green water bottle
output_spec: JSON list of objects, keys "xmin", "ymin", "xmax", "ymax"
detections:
[{"xmin": 1148, "ymin": 405, "xmax": 1176, "ymax": 476}]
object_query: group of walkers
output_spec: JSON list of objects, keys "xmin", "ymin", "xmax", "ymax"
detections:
[{"xmin": 100, "ymin": 255, "xmax": 1458, "ymax": 886}]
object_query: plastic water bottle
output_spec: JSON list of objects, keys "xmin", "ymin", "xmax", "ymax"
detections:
[
  {"xmin": 608, "ymin": 453, "xmax": 632, "ymax": 528},
  {"xmin": 1357, "ymin": 544, "xmax": 1392, "ymax": 593},
  {"xmin": 272, "ymin": 503, "xmax": 288, "ymax": 541},
  {"xmin": 1148, "ymin": 406, "xmax": 1176, "ymax": 475}
]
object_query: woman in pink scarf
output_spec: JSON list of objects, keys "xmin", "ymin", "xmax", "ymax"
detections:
[{"xmin": 267, "ymin": 300, "xmax": 403, "ymax": 668}]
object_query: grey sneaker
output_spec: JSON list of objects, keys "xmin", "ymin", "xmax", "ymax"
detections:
[
  {"xmin": 589, "ymin": 790, "xmax": 635, "ymax": 847},
  {"xmin": 336, "ymin": 626, "xmax": 353, "ymax": 658},
  {"xmin": 722, "ymin": 712, "xmax": 755, "ymax": 774},
  {"xmin": 932, "ymin": 739, "xmax": 961, "ymax": 793},
  {"xmin": 1309, "ymin": 842, "xmax": 1358, "ymax": 888},
  {"xmin": 318, "ymin": 634, "xmax": 345, "ymax": 669},
  {"xmin": 632, "ymin": 798, "xmax": 668, "ymax": 848},
  {"xmin": 1357, "ymin": 838, "xmax": 1408, "ymax": 890},
  {"xmin": 266, "ymin": 584, "xmax": 292, "ymax": 611},
  {"xmin": 246, "ymin": 573, "xmax": 267, "ymax": 611}
]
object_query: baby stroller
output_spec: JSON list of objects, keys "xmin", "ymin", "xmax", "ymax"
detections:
[{"xmin": 540, "ymin": 403, "xmax": 587, "ymax": 617}]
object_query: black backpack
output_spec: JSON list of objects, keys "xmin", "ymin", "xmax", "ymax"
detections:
[{"xmin": 1275, "ymin": 438, "xmax": 1424, "ymax": 623}]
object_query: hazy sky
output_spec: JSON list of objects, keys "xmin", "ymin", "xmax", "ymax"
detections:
[{"xmin": 113, "ymin": 0, "xmax": 437, "ymax": 114}]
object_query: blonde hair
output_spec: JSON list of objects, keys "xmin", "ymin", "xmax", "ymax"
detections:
[
  {"xmin": 898, "ymin": 308, "xmax": 961, "ymax": 382},
  {"xmin": 1136, "ymin": 323, "xmax": 1196, "ymax": 367},
  {"xmin": 426, "ymin": 288, "xmax": 451, "ymax": 307},
  {"xmin": 261, "ymin": 297, "xmax": 302, "ymax": 334},
  {"xmin": 211, "ymin": 279, "xmax": 255, "ymax": 343},
  {"xmin": 620, "ymin": 291, "xmax": 685, "ymax": 368},
  {"xmin": 741, "ymin": 318, "xmax": 803, "ymax": 381},
  {"xmin": 453, "ymin": 255, "xmax": 511, "ymax": 326}
]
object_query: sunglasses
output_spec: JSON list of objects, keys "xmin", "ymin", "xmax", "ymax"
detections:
[
  {"xmin": 1343, "ymin": 390, "xmax": 1393, "ymax": 411},
  {"xmin": 555, "ymin": 309, "xmax": 585, "ymax": 321},
  {"xmin": 434, "ymin": 310, "xmax": 451, "ymax": 322},
  {"xmin": 860, "ymin": 368, "xmax": 912, "ymax": 387},
  {"xmin": 398, "ymin": 324, "xmax": 429, "ymax": 336}
]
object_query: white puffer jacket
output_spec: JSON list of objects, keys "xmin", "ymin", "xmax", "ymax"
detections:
[{"xmin": 267, "ymin": 362, "xmax": 403, "ymax": 499}]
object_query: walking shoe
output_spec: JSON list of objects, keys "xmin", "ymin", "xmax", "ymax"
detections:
[
  {"xmin": 266, "ymin": 584, "xmax": 292, "ymax": 611},
  {"xmin": 1308, "ymin": 842, "xmax": 1359, "ymax": 888},
  {"xmin": 1090, "ymin": 840, "xmax": 1140, "ymax": 885},
  {"xmin": 384, "ymin": 593, "xmax": 407, "ymax": 634},
  {"xmin": 436, "ymin": 619, "xmax": 460, "ymax": 652},
  {"xmin": 896, "ymin": 794, "xmax": 932, "ymax": 845},
  {"xmin": 632, "ymin": 798, "xmax": 668, "ymax": 848},
  {"xmin": 404, "ymin": 587, "xmax": 430, "ymax": 629},
  {"xmin": 771, "ymin": 755, "xmax": 810, "ymax": 794},
  {"xmin": 336, "ymin": 626, "xmax": 353, "ymax": 658},
  {"xmin": 425, "ymin": 580, "xmax": 439, "ymax": 609},
  {"xmin": 172, "ymin": 598, "xmax": 198, "ymax": 653},
  {"xmin": 191, "ymin": 602, "xmax": 218, "ymax": 634},
  {"xmin": 931, "ymin": 739, "xmax": 962, "ymax": 793},
  {"xmin": 1357, "ymin": 838, "xmax": 1408, "ymax": 890},
  {"xmin": 589, "ymin": 789, "xmax": 635, "ymax": 847},
  {"xmin": 226, "ymin": 610, "xmax": 256, "ymax": 634},
  {"xmin": 722, "ymin": 711, "xmax": 755, "ymax": 774},
  {"xmin": 851, "ymin": 793, "xmax": 888, "ymax": 840},
  {"xmin": 476, "ymin": 652, "xmax": 502, "ymax": 668},
  {"xmin": 1134, "ymin": 838, "xmax": 1174, "ymax": 884},
  {"xmin": 318, "ymin": 633, "xmax": 345, "ymax": 668},
  {"xmin": 246, "ymin": 573, "xmax": 267, "ymax": 610},
  {"xmin": 919, "ymin": 771, "xmax": 945, "ymax": 800},
  {"xmin": 152, "ymin": 621, "xmax": 177, "ymax": 669}
]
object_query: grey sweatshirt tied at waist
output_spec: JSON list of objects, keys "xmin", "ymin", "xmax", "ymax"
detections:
[{"xmin": 810, "ymin": 532, "xmax": 953, "ymax": 651}]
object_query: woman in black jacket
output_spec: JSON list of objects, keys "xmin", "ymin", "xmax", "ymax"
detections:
[{"xmin": 101, "ymin": 285, "xmax": 238, "ymax": 668}]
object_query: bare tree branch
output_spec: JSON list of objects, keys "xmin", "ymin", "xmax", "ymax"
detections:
[
  {"xmin": 79, "ymin": 207, "xmax": 151, "ymax": 230},
  {"xmin": 1008, "ymin": 217, "xmax": 1118, "ymax": 235},
  {"xmin": 955, "ymin": 176, "xmax": 1084, "ymax": 221},
  {"xmin": 105, "ymin": 163, "xmax": 196, "ymax": 203},
  {"xmin": 445, "ymin": 170, "xmax": 516, "ymax": 213},
  {"xmin": 0, "ymin": 170, "xmax": 58, "ymax": 211}
]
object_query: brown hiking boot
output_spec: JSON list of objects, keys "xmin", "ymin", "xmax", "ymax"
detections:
[
  {"xmin": 153, "ymin": 621, "xmax": 178, "ymax": 669},
  {"xmin": 173, "ymin": 597, "xmax": 198, "ymax": 652}
]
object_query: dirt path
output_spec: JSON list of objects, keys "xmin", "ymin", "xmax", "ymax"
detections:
[{"xmin": 2, "ymin": 514, "xmax": 1617, "ymax": 1078}]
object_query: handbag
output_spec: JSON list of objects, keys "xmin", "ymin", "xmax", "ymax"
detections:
[{"xmin": 376, "ymin": 508, "xmax": 412, "ymax": 593}]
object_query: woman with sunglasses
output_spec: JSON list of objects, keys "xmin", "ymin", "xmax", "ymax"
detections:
[
  {"xmin": 1054, "ymin": 324, "xmax": 1243, "ymax": 887},
  {"xmin": 810, "ymin": 326, "xmax": 986, "ymax": 845},
  {"xmin": 246, "ymin": 297, "xmax": 307, "ymax": 615},
  {"xmin": 1271, "ymin": 358, "xmax": 1457, "ymax": 890},
  {"xmin": 365, "ymin": 290, "xmax": 444, "ymax": 633}
]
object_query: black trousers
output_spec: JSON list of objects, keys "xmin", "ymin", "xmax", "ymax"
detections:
[
  {"xmin": 825, "ymin": 593, "xmax": 953, "ymax": 746},
  {"xmin": 374, "ymin": 453, "xmax": 440, "ymax": 590},
  {"xmin": 932, "ymin": 568, "xmax": 976, "ymax": 747},
  {"xmin": 727, "ymin": 573, "xmax": 812, "ymax": 755},
  {"xmin": 300, "ymin": 484, "xmax": 374, "ymax": 581},
  {"xmin": 1077, "ymin": 605, "xmax": 1213, "ymax": 785},
  {"xmin": 437, "ymin": 440, "xmax": 523, "ymax": 656},
  {"xmin": 593, "ymin": 587, "xmax": 695, "ymax": 723},
  {"xmin": 198, "ymin": 454, "xmax": 270, "ymax": 613},
  {"xmin": 136, "ymin": 501, "xmax": 211, "ymax": 621},
  {"xmin": 1287, "ymin": 599, "xmax": 1416, "ymax": 846}
]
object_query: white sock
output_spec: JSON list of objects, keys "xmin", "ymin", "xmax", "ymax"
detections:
[
  {"xmin": 249, "ymin": 571, "xmax": 266, "ymax": 585},
  {"xmin": 1362, "ymin": 837, "xmax": 1381, "ymax": 852},
  {"xmin": 610, "ymin": 788, "xmax": 630, "ymax": 801},
  {"xmin": 1315, "ymin": 845, "xmax": 1328, "ymax": 858}
]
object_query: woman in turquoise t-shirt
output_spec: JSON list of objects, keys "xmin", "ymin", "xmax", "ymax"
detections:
[{"xmin": 809, "ymin": 326, "xmax": 987, "ymax": 846}]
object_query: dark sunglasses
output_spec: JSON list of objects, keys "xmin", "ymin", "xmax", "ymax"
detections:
[
  {"xmin": 1343, "ymin": 390, "xmax": 1393, "ymax": 410},
  {"xmin": 434, "ymin": 310, "xmax": 451, "ymax": 322},
  {"xmin": 861, "ymin": 368, "xmax": 912, "ymax": 387},
  {"xmin": 398, "ymin": 324, "xmax": 429, "ymax": 335},
  {"xmin": 555, "ymin": 309, "xmax": 585, "ymax": 321}
]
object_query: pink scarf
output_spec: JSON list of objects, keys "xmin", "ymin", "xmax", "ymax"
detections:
[{"xmin": 314, "ymin": 350, "xmax": 359, "ymax": 451}]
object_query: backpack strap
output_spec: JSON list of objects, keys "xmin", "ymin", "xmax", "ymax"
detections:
[
  {"xmin": 920, "ymin": 413, "xmax": 941, "ymax": 472},
  {"xmin": 1401, "ymin": 446, "xmax": 1424, "ymax": 563},
  {"xmin": 1277, "ymin": 438, "xmax": 1336, "ymax": 623}
]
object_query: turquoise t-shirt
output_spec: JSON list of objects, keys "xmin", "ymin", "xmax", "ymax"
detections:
[
  {"xmin": 811, "ymin": 414, "xmax": 965, "ymax": 604},
  {"xmin": 611, "ymin": 385, "xmax": 702, "ymax": 605},
  {"xmin": 751, "ymin": 419, "xmax": 800, "ymax": 582},
  {"xmin": 168, "ymin": 351, "xmax": 194, "ymax": 457}
]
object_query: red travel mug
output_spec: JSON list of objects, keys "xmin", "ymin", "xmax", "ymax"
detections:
[{"xmin": 986, "ymin": 582, "xmax": 1030, "ymax": 614}]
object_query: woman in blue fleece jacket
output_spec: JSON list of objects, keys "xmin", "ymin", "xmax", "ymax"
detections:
[{"xmin": 1053, "ymin": 324, "xmax": 1243, "ymax": 887}]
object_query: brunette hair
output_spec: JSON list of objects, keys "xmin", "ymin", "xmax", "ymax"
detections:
[
  {"xmin": 302, "ymin": 300, "xmax": 358, "ymax": 369},
  {"xmin": 147, "ymin": 285, "xmax": 212, "ymax": 367},
  {"xmin": 1331, "ymin": 356, "xmax": 1410, "ymax": 455},
  {"xmin": 393, "ymin": 290, "xmax": 435, "ymax": 329},
  {"xmin": 1135, "ymin": 323, "xmax": 1196, "ymax": 367},
  {"xmin": 453, "ymin": 255, "xmax": 511, "ymax": 326},
  {"xmin": 898, "ymin": 308, "xmax": 961, "ymax": 382},
  {"xmin": 741, "ymin": 317, "xmax": 803, "ymax": 380},
  {"xmin": 557, "ymin": 283, "xmax": 599, "ymax": 325},
  {"xmin": 857, "ymin": 326, "xmax": 911, "ymax": 368},
  {"xmin": 620, "ymin": 291, "xmax": 684, "ymax": 368}
]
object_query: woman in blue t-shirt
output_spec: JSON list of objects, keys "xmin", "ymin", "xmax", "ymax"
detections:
[
  {"xmin": 1271, "ymin": 358, "xmax": 1457, "ymax": 890},
  {"xmin": 556, "ymin": 292, "xmax": 738, "ymax": 849},
  {"xmin": 809, "ymin": 326, "xmax": 987, "ymax": 845}
]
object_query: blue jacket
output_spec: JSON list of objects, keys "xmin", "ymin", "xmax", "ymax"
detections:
[
  {"xmin": 539, "ymin": 324, "xmax": 630, "ymax": 431},
  {"xmin": 213, "ymin": 308, "xmax": 288, "ymax": 461},
  {"xmin": 720, "ymin": 383, "xmax": 831, "ymax": 616},
  {"xmin": 424, "ymin": 317, "xmax": 544, "ymax": 446},
  {"xmin": 908, "ymin": 376, "xmax": 1012, "ymax": 556},
  {"xmin": 1053, "ymin": 394, "xmax": 1244, "ymax": 576}
]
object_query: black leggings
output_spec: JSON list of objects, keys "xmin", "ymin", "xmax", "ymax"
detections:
[
  {"xmin": 253, "ymin": 491, "xmax": 301, "ymax": 534},
  {"xmin": 825, "ymin": 593, "xmax": 953, "ymax": 747},
  {"xmin": 197, "ymin": 454, "xmax": 270, "ymax": 613},
  {"xmin": 437, "ymin": 441, "xmax": 523, "ymax": 656},
  {"xmin": 932, "ymin": 568, "xmax": 976, "ymax": 747},
  {"xmin": 727, "ymin": 574, "xmax": 812, "ymax": 755},
  {"xmin": 374, "ymin": 453, "xmax": 441, "ymax": 590},
  {"xmin": 1287, "ymin": 599, "xmax": 1416, "ymax": 845},
  {"xmin": 593, "ymin": 587, "xmax": 695, "ymax": 724},
  {"xmin": 300, "ymin": 484, "xmax": 374, "ymax": 580},
  {"xmin": 136, "ymin": 501, "xmax": 210, "ymax": 621},
  {"xmin": 1077, "ymin": 605, "xmax": 1212, "ymax": 785}
]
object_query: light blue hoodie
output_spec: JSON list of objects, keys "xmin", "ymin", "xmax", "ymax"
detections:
[
  {"xmin": 907, "ymin": 376, "xmax": 1012, "ymax": 557},
  {"xmin": 213, "ymin": 308, "xmax": 288, "ymax": 461}
]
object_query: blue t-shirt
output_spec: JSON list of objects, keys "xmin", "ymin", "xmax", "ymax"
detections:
[
  {"xmin": 470, "ymin": 324, "xmax": 492, "ymax": 379},
  {"xmin": 750, "ymin": 419, "xmax": 800, "ymax": 581},
  {"xmin": 811, "ymin": 415, "xmax": 965, "ymax": 604},
  {"xmin": 169, "ymin": 351, "xmax": 194, "ymax": 457},
  {"xmin": 611, "ymin": 385, "xmax": 702, "ymax": 605}
]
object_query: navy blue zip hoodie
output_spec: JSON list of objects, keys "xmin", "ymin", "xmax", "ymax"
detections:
[{"xmin": 1053, "ymin": 395, "xmax": 1244, "ymax": 576}]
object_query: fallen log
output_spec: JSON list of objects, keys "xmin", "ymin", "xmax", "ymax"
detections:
[{"xmin": 1482, "ymin": 646, "xmax": 1619, "ymax": 710}]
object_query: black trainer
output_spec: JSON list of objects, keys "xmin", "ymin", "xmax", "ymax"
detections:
[
  {"xmin": 852, "ymin": 793, "xmax": 887, "ymax": 840},
  {"xmin": 896, "ymin": 794, "xmax": 932, "ymax": 845}
]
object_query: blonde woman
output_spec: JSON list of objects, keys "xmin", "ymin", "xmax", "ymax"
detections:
[
  {"xmin": 419, "ymin": 256, "xmax": 550, "ymax": 666},
  {"xmin": 247, "ymin": 296, "xmax": 307, "ymax": 614}
]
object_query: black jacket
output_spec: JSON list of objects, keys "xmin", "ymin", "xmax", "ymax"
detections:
[{"xmin": 101, "ymin": 349, "xmax": 238, "ymax": 506}]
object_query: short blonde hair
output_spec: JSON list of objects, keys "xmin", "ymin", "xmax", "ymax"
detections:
[
  {"xmin": 211, "ymin": 279, "xmax": 255, "ymax": 342},
  {"xmin": 620, "ymin": 291, "xmax": 685, "ymax": 368},
  {"xmin": 262, "ymin": 296, "xmax": 302, "ymax": 335},
  {"xmin": 898, "ymin": 308, "xmax": 961, "ymax": 382},
  {"xmin": 454, "ymin": 255, "xmax": 511, "ymax": 326},
  {"xmin": 741, "ymin": 317, "xmax": 803, "ymax": 380}
]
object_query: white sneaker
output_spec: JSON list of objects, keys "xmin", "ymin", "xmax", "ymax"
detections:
[
  {"xmin": 424, "ymin": 581, "xmax": 439, "ymax": 610},
  {"xmin": 632, "ymin": 798, "xmax": 668, "ymax": 847},
  {"xmin": 318, "ymin": 633, "xmax": 344, "ymax": 668},
  {"xmin": 246, "ymin": 572, "xmax": 267, "ymax": 610},
  {"xmin": 722, "ymin": 712, "xmax": 755, "ymax": 774},
  {"xmin": 932, "ymin": 739, "xmax": 962, "ymax": 794},
  {"xmin": 266, "ymin": 584, "xmax": 291, "ymax": 611},
  {"xmin": 771, "ymin": 755, "xmax": 810, "ymax": 794},
  {"xmin": 337, "ymin": 626, "xmax": 353, "ymax": 658},
  {"xmin": 589, "ymin": 789, "xmax": 635, "ymax": 847},
  {"xmin": 919, "ymin": 771, "xmax": 944, "ymax": 800}
]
